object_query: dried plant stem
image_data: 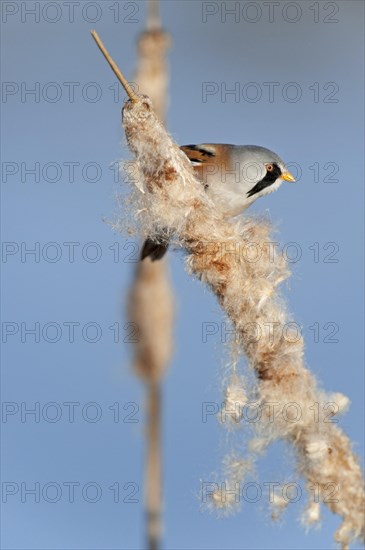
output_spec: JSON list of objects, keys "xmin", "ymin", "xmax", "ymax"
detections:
[
  {"xmin": 145, "ymin": 381, "xmax": 162, "ymax": 550},
  {"xmin": 147, "ymin": 0, "xmax": 161, "ymax": 30},
  {"xmin": 91, "ymin": 30, "xmax": 139, "ymax": 103}
]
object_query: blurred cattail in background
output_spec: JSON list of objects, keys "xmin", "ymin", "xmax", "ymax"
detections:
[{"xmin": 127, "ymin": 2, "xmax": 172, "ymax": 549}]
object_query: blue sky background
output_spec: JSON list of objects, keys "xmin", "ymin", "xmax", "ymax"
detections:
[{"xmin": 1, "ymin": 1, "xmax": 364, "ymax": 549}]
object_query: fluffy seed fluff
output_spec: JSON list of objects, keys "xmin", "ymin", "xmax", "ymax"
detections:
[{"xmin": 121, "ymin": 95, "xmax": 365, "ymax": 549}]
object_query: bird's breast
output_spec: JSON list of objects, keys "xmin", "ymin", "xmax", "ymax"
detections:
[{"xmin": 195, "ymin": 165, "xmax": 256, "ymax": 217}]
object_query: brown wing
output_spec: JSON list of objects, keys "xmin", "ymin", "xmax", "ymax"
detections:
[
  {"xmin": 180, "ymin": 144, "xmax": 235, "ymax": 184},
  {"xmin": 180, "ymin": 144, "xmax": 216, "ymax": 162},
  {"xmin": 180, "ymin": 144, "xmax": 217, "ymax": 182}
]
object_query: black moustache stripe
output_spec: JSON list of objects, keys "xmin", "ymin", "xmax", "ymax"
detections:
[{"xmin": 247, "ymin": 164, "xmax": 282, "ymax": 198}]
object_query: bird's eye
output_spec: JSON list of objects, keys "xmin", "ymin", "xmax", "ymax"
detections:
[{"xmin": 266, "ymin": 164, "xmax": 274, "ymax": 172}]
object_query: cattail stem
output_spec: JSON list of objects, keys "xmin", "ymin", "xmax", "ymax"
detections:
[
  {"xmin": 147, "ymin": 0, "xmax": 161, "ymax": 30},
  {"xmin": 90, "ymin": 30, "xmax": 139, "ymax": 103},
  {"xmin": 146, "ymin": 381, "xmax": 162, "ymax": 550}
]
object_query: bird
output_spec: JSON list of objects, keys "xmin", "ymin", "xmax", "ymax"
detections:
[{"xmin": 141, "ymin": 143, "xmax": 296, "ymax": 261}]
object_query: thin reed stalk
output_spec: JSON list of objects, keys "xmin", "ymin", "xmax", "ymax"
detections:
[{"xmin": 145, "ymin": 381, "xmax": 162, "ymax": 550}]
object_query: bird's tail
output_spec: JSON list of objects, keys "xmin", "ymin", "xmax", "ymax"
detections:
[{"xmin": 141, "ymin": 238, "xmax": 169, "ymax": 261}]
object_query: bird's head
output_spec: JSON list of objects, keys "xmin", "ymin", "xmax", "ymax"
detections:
[{"xmin": 244, "ymin": 145, "xmax": 295, "ymax": 199}]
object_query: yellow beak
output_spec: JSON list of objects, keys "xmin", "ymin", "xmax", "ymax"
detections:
[{"xmin": 281, "ymin": 171, "xmax": 296, "ymax": 182}]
